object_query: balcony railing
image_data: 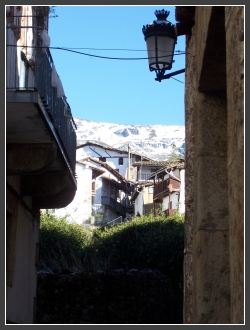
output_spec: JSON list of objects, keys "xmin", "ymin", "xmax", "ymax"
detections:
[
  {"xmin": 153, "ymin": 178, "xmax": 170, "ymax": 199},
  {"xmin": 107, "ymin": 216, "xmax": 123, "ymax": 227},
  {"xmin": 101, "ymin": 196, "xmax": 127, "ymax": 216},
  {"xmin": 153, "ymin": 177, "xmax": 181, "ymax": 202},
  {"xmin": 6, "ymin": 25, "xmax": 77, "ymax": 174},
  {"xmin": 137, "ymin": 173, "xmax": 154, "ymax": 182}
]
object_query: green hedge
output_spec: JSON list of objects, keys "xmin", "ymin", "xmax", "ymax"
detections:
[
  {"xmin": 39, "ymin": 212, "xmax": 184, "ymax": 281},
  {"xmin": 90, "ymin": 212, "xmax": 184, "ymax": 288},
  {"xmin": 39, "ymin": 212, "xmax": 93, "ymax": 270},
  {"xmin": 39, "ymin": 211, "xmax": 184, "ymax": 322}
]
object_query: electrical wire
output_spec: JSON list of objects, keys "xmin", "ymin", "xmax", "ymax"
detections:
[
  {"xmin": 170, "ymin": 76, "xmax": 185, "ymax": 84},
  {"xmin": 6, "ymin": 44, "xmax": 185, "ymax": 61},
  {"xmin": 50, "ymin": 46, "xmax": 185, "ymax": 60},
  {"xmin": 6, "ymin": 44, "xmax": 185, "ymax": 82}
]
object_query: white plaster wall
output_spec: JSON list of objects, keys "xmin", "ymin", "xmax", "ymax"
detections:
[
  {"xmin": 94, "ymin": 177, "xmax": 103, "ymax": 205},
  {"xmin": 162, "ymin": 196, "xmax": 169, "ymax": 212},
  {"xmin": 54, "ymin": 163, "xmax": 92, "ymax": 224},
  {"xmin": 171, "ymin": 192, "xmax": 180, "ymax": 209},
  {"xmin": 162, "ymin": 192, "xmax": 179, "ymax": 212},
  {"xmin": 179, "ymin": 169, "xmax": 185, "ymax": 214},
  {"xmin": 76, "ymin": 146, "xmax": 129, "ymax": 177}
]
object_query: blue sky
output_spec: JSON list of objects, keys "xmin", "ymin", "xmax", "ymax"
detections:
[{"xmin": 48, "ymin": 6, "xmax": 186, "ymax": 126}]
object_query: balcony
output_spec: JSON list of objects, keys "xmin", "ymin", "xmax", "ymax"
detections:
[
  {"xmin": 6, "ymin": 26, "xmax": 77, "ymax": 208},
  {"xmin": 153, "ymin": 177, "xmax": 181, "ymax": 203},
  {"xmin": 101, "ymin": 196, "xmax": 127, "ymax": 216},
  {"xmin": 153, "ymin": 178, "xmax": 170, "ymax": 202}
]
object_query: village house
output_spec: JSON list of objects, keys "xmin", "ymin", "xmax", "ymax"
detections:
[
  {"xmin": 76, "ymin": 141, "xmax": 152, "ymax": 181},
  {"xmin": 129, "ymin": 159, "xmax": 185, "ymax": 216},
  {"xmin": 54, "ymin": 156, "xmax": 132, "ymax": 225},
  {"xmin": 147, "ymin": 160, "xmax": 185, "ymax": 216},
  {"xmin": 131, "ymin": 159, "xmax": 176, "ymax": 183},
  {"xmin": 129, "ymin": 183, "xmax": 155, "ymax": 217},
  {"xmin": 6, "ymin": 6, "xmax": 77, "ymax": 323}
]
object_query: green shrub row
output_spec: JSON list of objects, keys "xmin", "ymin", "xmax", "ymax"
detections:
[
  {"xmin": 39, "ymin": 211, "xmax": 184, "ymax": 322},
  {"xmin": 39, "ymin": 211, "xmax": 184, "ymax": 288}
]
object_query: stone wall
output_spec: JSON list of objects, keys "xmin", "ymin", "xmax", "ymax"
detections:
[
  {"xmin": 179, "ymin": 5, "xmax": 244, "ymax": 324},
  {"xmin": 36, "ymin": 268, "xmax": 180, "ymax": 324}
]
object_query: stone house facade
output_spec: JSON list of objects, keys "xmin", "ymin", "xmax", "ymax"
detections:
[{"xmin": 175, "ymin": 6, "xmax": 244, "ymax": 324}]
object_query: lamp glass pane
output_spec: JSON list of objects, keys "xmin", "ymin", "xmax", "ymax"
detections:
[{"xmin": 146, "ymin": 35, "xmax": 175, "ymax": 70}]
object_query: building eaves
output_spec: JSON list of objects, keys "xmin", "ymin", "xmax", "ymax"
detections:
[
  {"xmin": 132, "ymin": 160, "xmax": 170, "ymax": 167},
  {"xmin": 147, "ymin": 161, "xmax": 185, "ymax": 180},
  {"xmin": 76, "ymin": 159, "xmax": 106, "ymax": 179},
  {"xmin": 77, "ymin": 141, "xmax": 127, "ymax": 154},
  {"xmin": 81, "ymin": 157, "xmax": 129, "ymax": 183},
  {"xmin": 76, "ymin": 141, "xmax": 152, "ymax": 160}
]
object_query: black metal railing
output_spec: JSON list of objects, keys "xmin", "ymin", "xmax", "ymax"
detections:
[
  {"xmin": 35, "ymin": 45, "xmax": 77, "ymax": 173},
  {"xmin": 101, "ymin": 196, "xmax": 127, "ymax": 216}
]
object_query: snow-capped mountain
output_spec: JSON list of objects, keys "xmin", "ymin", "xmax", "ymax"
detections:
[{"xmin": 73, "ymin": 118, "xmax": 185, "ymax": 161}]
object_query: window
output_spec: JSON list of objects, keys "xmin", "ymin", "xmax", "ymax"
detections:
[
  {"xmin": 99, "ymin": 157, "xmax": 106, "ymax": 162},
  {"xmin": 119, "ymin": 157, "xmax": 123, "ymax": 165},
  {"xmin": 148, "ymin": 187, "xmax": 154, "ymax": 194}
]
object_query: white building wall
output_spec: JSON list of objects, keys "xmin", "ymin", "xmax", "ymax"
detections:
[
  {"xmin": 162, "ymin": 192, "xmax": 179, "ymax": 212},
  {"xmin": 76, "ymin": 146, "xmax": 129, "ymax": 178},
  {"xmin": 162, "ymin": 196, "xmax": 169, "ymax": 212},
  {"xmin": 93, "ymin": 177, "xmax": 103, "ymax": 205},
  {"xmin": 171, "ymin": 192, "xmax": 180, "ymax": 209},
  {"xmin": 179, "ymin": 169, "xmax": 185, "ymax": 214},
  {"xmin": 54, "ymin": 163, "xmax": 92, "ymax": 224}
]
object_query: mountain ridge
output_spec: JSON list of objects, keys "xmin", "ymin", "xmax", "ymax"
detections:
[{"xmin": 74, "ymin": 118, "xmax": 185, "ymax": 161}]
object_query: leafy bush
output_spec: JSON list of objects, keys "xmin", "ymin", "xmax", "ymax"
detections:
[
  {"xmin": 39, "ymin": 211, "xmax": 184, "ymax": 322},
  {"xmin": 39, "ymin": 212, "xmax": 93, "ymax": 270},
  {"xmin": 39, "ymin": 211, "xmax": 184, "ymax": 280},
  {"xmin": 91, "ymin": 212, "xmax": 184, "ymax": 288}
]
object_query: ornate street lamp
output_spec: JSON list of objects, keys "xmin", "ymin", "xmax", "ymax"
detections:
[{"xmin": 142, "ymin": 9, "xmax": 185, "ymax": 82}]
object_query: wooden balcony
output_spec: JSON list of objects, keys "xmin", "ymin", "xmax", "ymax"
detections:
[{"xmin": 153, "ymin": 177, "xmax": 180, "ymax": 202}]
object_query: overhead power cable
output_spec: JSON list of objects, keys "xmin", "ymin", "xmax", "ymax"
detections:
[{"xmin": 6, "ymin": 44, "xmax": 185, "ymax": 61}]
